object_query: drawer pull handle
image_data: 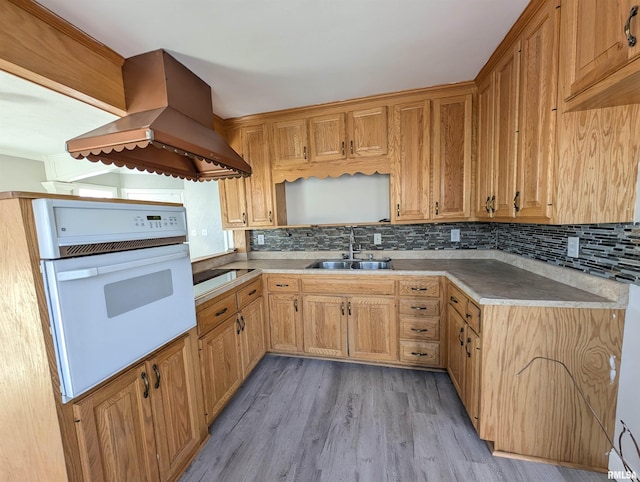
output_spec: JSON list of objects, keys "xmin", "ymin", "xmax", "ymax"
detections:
[
  {"xmin": 411, "ymin": 352, "xmax": 429, "ymax": 357},
  {"xmin": 450, "ymin": 296, "xmax": 459, "ymax": 304},
  {"xmin": 458, "ymin": 327, "xmax": 465, "ymax": 346},
  {"xmin": 294, "ymin": 299, "xmax": 299, "ymax": 312},
  {"xmin": 303, "ymin": 146, "xmax": 307, "ymax": 160},
  {"xmin": 275, "ymin": 283, "xmax": 289, "ymax": 287},
  {"xmin": 248, "ymin": 289, "xmax": 257, "ymax": 296},
  {"xmin": 236, "ymin": 318, "xmax": 242, "ymax": 335},
  {"xmin": 141, "ymin": 372, "xmax": 150, "ymax": 398},
  {"xmin": 348, "ymin": 301, "xmax": 352, "ymax": 316},
  {"xmin": 152, "ymin": 364, "xmax": 161, "ymax": 389},
  {"xmin": 411, "ymin": 328, "xmax": 428, "ymax": 333},
  {"xmin": 215, "ymin": 307, "xmax": 228, "ymax": 317},
  {"xmin": 411, "ymin": 287, "xmax": 428, "ymax": 291},
  {"xmin": 625, "ymin": 5, "xmax": 638, "ymax": 47},
  {"xmin": 341, "ymin": 141, "xmax": 345, "ymax": 155},
  {"xmin": 465, "ymin": 313, "xmax": 471, "ymax": 319},
  {"xmin": 411, "ymin": 306, "xmax": 428, "ymax": 310},
  {"xmin": 341, "ymin": 302, "xmax": 345, "ymax": 316},
  {"xmin": 465, "ymin": 338, "xmax": 472, "ymax": 358}
]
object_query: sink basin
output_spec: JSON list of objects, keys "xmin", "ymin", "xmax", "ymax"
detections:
[{"xmin": 306, "ymin": 259, "xmax": 393, "ymax": 270}]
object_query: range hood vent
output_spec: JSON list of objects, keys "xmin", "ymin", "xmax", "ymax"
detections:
[{"xmin": 66, "ymin": 49, "xmax": 251, "ymax": 181}]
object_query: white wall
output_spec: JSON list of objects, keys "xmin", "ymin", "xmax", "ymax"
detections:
[
  {"xmin": 183, "ymin": 180, "xmax": 227, "ymax": 259},
  {"xmin": 285, "ymin": 173, "xmax": 390, "ymax": 225},
  {"xmin": 609, "ymin": 154, "xmax": 640, "ymax": 478},
  {"xmin": 0, "ymin": 153, "xmax": 47, "ymax": 192}
]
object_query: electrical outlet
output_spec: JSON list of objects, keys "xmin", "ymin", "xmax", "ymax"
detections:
[
  {"xmin": 190, "ymin": 229, "xmax": 197, "ymax": 237},
  {"xmin": 567, "ymin": 236, "xmax": 579, "ymax": 258},
  {"xmin": 257, "ymin": 234, "xmax": 265, "ymax": 245},
  {"xmin": 201, "ymin": 229, "xmax": 208, "ymax": 236},
  {"xmin": 451, "ymin": 229, "xmax": 461, "ymax": 242},
  {"xmin": 373, "ymin": 233, "xmax": 382, "ymax": 245}
]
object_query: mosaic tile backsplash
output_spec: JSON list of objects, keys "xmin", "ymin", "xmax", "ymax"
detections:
[{"xmin": 248, "ymin": 222, "xmax": 640, "ymax": 284}]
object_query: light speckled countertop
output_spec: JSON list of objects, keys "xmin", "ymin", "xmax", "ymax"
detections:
[{"xmin": 203, "ymin": 257, "xmax": 620, "ymax": 308}]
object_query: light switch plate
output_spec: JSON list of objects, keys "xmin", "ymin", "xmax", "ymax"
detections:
[
  {"xmin": 451, "ymin": 229, "xmax": 461, "ymax": 242},
  {"xmin": 373, "ymin": 233, "xmax": 382, "ymax": 245},
  {"xmin": 201, "ymin": 229, "xmax": 208, "ymax": 236},
  {"xmin": 567, "ymin": 236, "xmax": 579, "ymax": 257},
  {"xmin": 257, "ymin": 234, "xmax": 265, "ymax": 245},
  {"xmin": 190, "ymin": 229, "xmax": 197, "ymax": 237}
]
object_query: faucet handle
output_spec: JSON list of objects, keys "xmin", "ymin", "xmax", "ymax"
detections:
[{"xmin": 369, "ymin": 253, "xmax": 374, "ymax": 261}]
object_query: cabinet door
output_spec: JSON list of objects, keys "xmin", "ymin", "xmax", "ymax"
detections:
[
  {"xmin": 73, "ymin": 363, "xmax": 160, "ymax": 482},
  {"xmin": 219, "ymin": 177, "xmax": 247, "ymax": 228},
  {"xmin": 516, "ymin": 0, "xmax": 558, "ymax": 221},
  {"xmin": 347, "ymin": 296, "xmax": 397, "ymax": 362},
  {"xmin": 220, "ymin": 126, "xmax": 248, "ymax": 228},
  {"xmin": 243, "ymin": 124, "xmax": 275, "ymax": 226},
  {"xmin": 493, "ymin": 44, "xmax": 520, "ymax": 219},
  {"xmin": 432, "ymin": 93, "xmax": 472, "ymax": 219},
  {"xmin": 239, "ymin": 297, "xmax": 266, "ymax": 378},
  {"xmin": 272, "ymin": 118, "xmax": 309, "ymax": 167},
  {"xmin": 566, "ymin": 0, "xmax": 639, "ymax": 97},
  {"xmin": 199, "ymin": 316, "xmax": 242, "ymax": 424},
  {"xmin": 392, "ymin": 101, "xmax": 431, "ymax": 222},
  {"xmin": 347, "ymin": 106, "xmax": 388, "ymax": 158},
  {"xmin": 463, "ymin": 328, "xmax": 481, "ymax": 432},
  {"xmin": 475, "ymin": 74, "xmax": 495, "ymax": 219},
  {"xmin": 148, "ymin": 336, "xmax": 202, "ymax": 482},
  {"xmin": 446, "ymin": 307, "xmax": 466, "ymax": 400},
  {"xmin": 309, "ymin": 113, "xmax": 347, "ymax": 162},
  {"xmin": 268, "ymin": 293, "xmax": 303, "ymax": 353},
  {"xmin": 302, "ymin": 295, "xmax": 348, "ymax": 357}
]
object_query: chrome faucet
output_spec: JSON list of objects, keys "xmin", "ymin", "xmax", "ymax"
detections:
[{"xmin": 347, "ymin": 226, "xmax": 361, "ymax": 260}]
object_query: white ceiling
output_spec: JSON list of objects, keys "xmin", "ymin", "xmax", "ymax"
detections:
[{"xmin": 1, "ymin": 0, "xmax": 528, "ymax": 160}]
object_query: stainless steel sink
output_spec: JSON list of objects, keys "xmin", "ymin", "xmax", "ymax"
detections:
[{"xmin": 305, "ymin": 259, "xmax": 393, "ymax": 270}]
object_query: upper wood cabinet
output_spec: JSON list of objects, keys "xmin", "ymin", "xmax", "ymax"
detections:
[
  {"xmin": 475, "ymin": 75, "xmax": 495, "ymax": 220},
  {"xmin": 309, "ymin": 113, "xmax": 347, "ymax": 162},
  {"xmin": 309, "ymin": 106, "xmax": 388, "ymax": 162},
  {"xmin": 432, "ymin": 93, "xmax": 472, "ymax": 220},
  {"xmin": 475, "ymin": 0, "xmax": 558, "ymax": 223},
  {"xmin": 564, "ymin": 0, "xmax": 640, "ymax": 110},
  {"xmin": 272, "ymin": 118, "xmax": 309, "ymax": 167},
  {"xmin": 391, "ymin": 101, "xmax": 431, "ymax": 222},
  {"xmin": 220, "ymin": 124, "xmax": 287, "ymax": 229},
  {"xmin": 493, "ymin": 44, "xmax": 520, "ymax": 220},
  {"xmin": 348, "ymin": 106, "xmax": 389, "ymax": 158},
  {"xmin": 516, "ymin": 2, "xmax": 559, "ymax": 221}
]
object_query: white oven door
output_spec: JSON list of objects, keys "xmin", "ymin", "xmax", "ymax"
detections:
[{"xmin": 42, "ymin": 243, "xmax": 196, "ymax": 402}]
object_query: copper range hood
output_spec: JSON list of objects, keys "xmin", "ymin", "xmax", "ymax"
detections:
[{"xmin": 66, "ymin": 49, "xmax": 251, "ymax": 181}]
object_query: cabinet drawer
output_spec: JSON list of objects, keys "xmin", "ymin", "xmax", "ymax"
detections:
[
  {"xmin": 398, "ymin": 277, "xmax": 440, "ymax": 297},
  {"xmin": 237, "ymin": 278, "xmax": 263, "ymax": 308},
  {"xmin": 197, "ymin": 292, "xmax": 238, "ymax": 335},
  {"xmin": 301, "ymin": 276, "xmax": 395, "ymax": 295},
  {"xmin": 399, "ymin": 341, "xmax": 440, "ymax": 367},
  {"xmin": 448, "ymin": 283, "xmax": 468, "ymax": 318},
  {"xmin": 398, "ymin": 298, "xmax": 439, "ymax": 316},
  {"xmin": 266, "ymin": 275, "xmax": 300, "ymax": 292},
  {"xmin": 399, "ymin": 317, "xmax": 440, "ymax": 341},
  {"xmin": 467, "ymin": 300, "xmax": 481, "ymax": 334}
]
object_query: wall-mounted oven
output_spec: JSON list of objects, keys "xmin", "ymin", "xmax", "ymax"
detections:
[{"xmin": 33, "ymin": 198, "xmax": 196, "ymax": 403}]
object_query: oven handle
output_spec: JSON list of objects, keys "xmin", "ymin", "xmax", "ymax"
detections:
[{"xmin": 56, "ymin": 252, "xmax": 187, "ymax": 281}]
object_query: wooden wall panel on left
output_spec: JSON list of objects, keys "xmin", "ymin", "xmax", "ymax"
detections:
[
  {"xmin": 0, "ymin": 0, "xmax": 126, "ymax": 116},
  {"xmin": 0, "ymin": 198, "xmax": 69, "ymax": 481}
]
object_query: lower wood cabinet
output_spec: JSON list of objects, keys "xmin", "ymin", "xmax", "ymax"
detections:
[
  {"xmin": 446, "ymin": 283, "xmax": 482, "ymax": 431},
  {"xmin": 196, "ymin": 277, "xmax": 265, "ymax": 426},
  {"xmin": 302, "ymin": 294, "xmax": 347, "ymax": 357},
  {"xmin": 268, "ymin": 293, "xmax": 303, "ymax": 352},
  {"xmin": 199, "ymin": 315, "xmax": 243, "ymax": 425},
  {"xmin": 73, "ymin": 332, "xmax": 203, "ymax": 482},
  {"xmin": 347, "ymin": 296, "xmax": 397, "ymax": 362},
  {"xmin": 238, "ymin": 297, "xmax": 266, "ymax": 378}
]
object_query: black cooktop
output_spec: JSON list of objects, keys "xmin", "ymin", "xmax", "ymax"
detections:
[{"xmin": 192, "ymin": 268, "xmax": 254, "ymax": 285}]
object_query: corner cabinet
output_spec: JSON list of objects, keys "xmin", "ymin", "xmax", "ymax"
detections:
[
  {"xmin": 73, "ymin": 332, "xmax": 204, "ymax": 482},
  {"xmin": 432, "ymin": 93, "xmax": 472, "ymax": 220},
  {"xmin": 219, "ymin": 124, "xmax": 287, "ymax": 229},
  {"xmin": 564, "ymin": 0, "xmax": 640, "ymax": 110}
]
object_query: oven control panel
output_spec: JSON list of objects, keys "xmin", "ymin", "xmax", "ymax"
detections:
[{"xmin": 33, "ymin": 198, "xmax": 189, "ymax": 259}]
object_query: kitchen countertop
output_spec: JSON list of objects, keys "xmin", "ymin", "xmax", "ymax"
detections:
[{"xmin": 203, "ymin": 257, "xmax": 620, "ymax": 308}]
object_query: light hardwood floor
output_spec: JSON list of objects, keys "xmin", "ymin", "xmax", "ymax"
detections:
[{"xmin": 180, "ymin": 355, "xmax": 607, "ymax": 481}]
